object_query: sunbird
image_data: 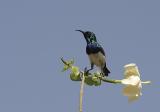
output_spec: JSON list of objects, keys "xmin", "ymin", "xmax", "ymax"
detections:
[{"xmin": 76, "ymin": 30, "xmax": 110, "ymax": 76}]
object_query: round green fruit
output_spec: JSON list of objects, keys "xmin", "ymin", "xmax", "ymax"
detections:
[{"xmin": 70, "ymin": 73, "xmax": 81, "ymax": 81}]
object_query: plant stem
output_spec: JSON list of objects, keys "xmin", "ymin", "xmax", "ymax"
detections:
[
  {"xmin": 79, "ymin": 73, "xmax": 85, "ymax": 112},
  {"xmin": 100, "ymin": 77, "xmax": 122, "ymax": 84}
]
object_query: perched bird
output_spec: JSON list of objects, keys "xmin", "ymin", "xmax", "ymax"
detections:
[{"xmin": 76, "ymin": 30, "xmax": 110, "ymax": 76}]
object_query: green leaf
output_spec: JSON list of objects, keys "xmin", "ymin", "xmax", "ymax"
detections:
[
  {"xmin": 67, "ymin": 59, "xmax": 74, "ymax": 66},
  {"xmin": 62, "ymin": 65, "xmax": 70, "ymax": 72},
  {"xmin": 70, "ymin": 59, "xmax": 74, "ymax": 65}
]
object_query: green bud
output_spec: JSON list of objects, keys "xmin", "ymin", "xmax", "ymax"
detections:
[
  {"xmin": 70, "ymin": 73, "xmax": 81, "ymax": 81},
  {"xmin": 84, "ymin": 76, "xmax": 94, "ymax": 86},
  {"xmin": 94, "ymin": 79, "xmax": 101, "ymax": 86},
  {"xmin": 93, "ymin": 72, "xmax": 101, "ymax": 77},
  {"xmin": 92, "ymin": 76, "xmax": 101, "ymax": 86},
  {"xmin": 71, "ymin": 66, "xmax": 79, "ymax": 75},
  {"xmin": 92, "ymin": 76, "xmax": 98, "ymax": 82}
]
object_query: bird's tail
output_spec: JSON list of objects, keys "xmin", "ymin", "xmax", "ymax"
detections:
[{"xmin": 102, "ymin": 64, "xmax": 110, "ymax": 76}]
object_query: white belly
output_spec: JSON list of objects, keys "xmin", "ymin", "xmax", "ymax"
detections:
[{"xmin": 88, "ymin": 52, "xmax": 106, "ymax": 67}]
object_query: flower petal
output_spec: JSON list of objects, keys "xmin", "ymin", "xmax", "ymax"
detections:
[
  {"xmin": 122, "ymin": 63, "xmax": 143, "ymax": 102},
  {"xmin": 124, "ymin": 63, "xmax": 140, "ymax": 78},
  {"xmin": 121, "ymin": 76, "xmax": 141, "ymax": 86},
  {"xmin": 123, "ymin": 85, "xmax": 141, "ymax": 96}
]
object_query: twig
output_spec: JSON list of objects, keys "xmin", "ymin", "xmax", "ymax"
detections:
[
  {"xmin": 79, "ymin": 72, "xmax": 85, "ymax": 112},
  {"xmin": 61, "ymin": 57, "xmax": 70, "ymax": 66}
]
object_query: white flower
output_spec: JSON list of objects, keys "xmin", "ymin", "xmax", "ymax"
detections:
[{"xmin": 121, "ymin": 63, "xmax": 142, "ymax": 102}]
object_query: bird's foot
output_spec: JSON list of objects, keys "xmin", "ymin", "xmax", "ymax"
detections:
[
  {"xmin": 84, "ymin": 67, "xmax": 91, "ymax": 75},
  {"xmin": 100, "ymin": 73, "xmax": 107, "ymax": 78}
]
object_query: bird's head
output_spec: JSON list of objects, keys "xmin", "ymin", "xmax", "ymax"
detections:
[{"xmin": 75, "ymin": 30, "xmax": 97, "ymax": 44}]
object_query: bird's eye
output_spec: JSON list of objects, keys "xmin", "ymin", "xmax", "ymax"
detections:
[
  {"xmin": 86, "ymin": 32, "xmax": 89, "ymax": 35},
  {"xmin": 86, "ymin": 32, "xmax": 91, "ymax": 36}
]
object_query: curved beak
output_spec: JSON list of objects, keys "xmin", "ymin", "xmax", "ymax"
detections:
[{"xmin": 75, "ymin": 30, "xmax": 84, "ymax": 34}]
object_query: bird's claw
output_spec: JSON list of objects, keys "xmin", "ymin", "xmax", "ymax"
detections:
[
  {"xmin": 100, "ymin": 72, "xmax": 106, "ymax": 78},
  {"xmin": 84, "ymin": 67, "xmax": 88, "ymax": 74},
  {"xmin": 84, "ymin": 67, "xmax": 90, "ymax": 75},
  {"xmin": 84, "ymin": 67, "xmax": 88, "ymax": 73}
]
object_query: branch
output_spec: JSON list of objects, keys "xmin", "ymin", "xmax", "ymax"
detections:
[
  {"xmin": 79, "ymin": 72, "xmax": 85, "ymax": 112},
  {"xmin": 61, "ymin": 58, "xmax": 151, "ymax": 85},
  {"xmin": 61, "ymin": 57, "xmax": 71, "ymax": 67}
]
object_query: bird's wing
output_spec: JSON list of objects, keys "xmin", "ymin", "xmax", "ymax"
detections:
[
  {"xmin": 86, "ymin": 43, "xmax": 106, "ymax": 56},
  {"xmin": 98, "ymin": 44, "xmax": 105, "ymax": 56}
]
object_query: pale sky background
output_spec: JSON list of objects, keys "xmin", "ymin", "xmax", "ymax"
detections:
[{"xmin": 0, "ymin": 0, "xmax": 159, "ymax": 112}]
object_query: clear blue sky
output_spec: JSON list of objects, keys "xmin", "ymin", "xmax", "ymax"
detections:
[{"xmin": 0, "ymin": 0, "xmax": 159, "ymax": 112}]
